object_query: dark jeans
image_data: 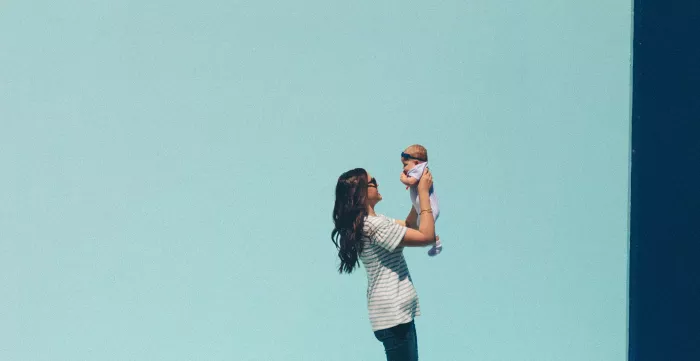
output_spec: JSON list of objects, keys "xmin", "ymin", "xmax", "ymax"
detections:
[{"xmin": 373, "ymin": 320, "xmax": 418, "ymax": 361}]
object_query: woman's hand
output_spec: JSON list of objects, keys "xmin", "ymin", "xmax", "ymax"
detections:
[{"xmin": 417, "ymin": 167, "xmax": 433, "ymax": 193}]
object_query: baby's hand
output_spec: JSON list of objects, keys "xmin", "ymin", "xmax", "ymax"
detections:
[
  {"xmin": 400, "ymin": 172, "xmax": 409, "ymax": 189},
  {"xmin": 400, "ymin": 172, "xmax": 416, "ymax": 189}
]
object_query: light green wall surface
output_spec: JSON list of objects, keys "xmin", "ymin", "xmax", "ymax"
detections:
[{"xmin": 0, "ymin": 1, "xmax": 631, "ymax": 360}]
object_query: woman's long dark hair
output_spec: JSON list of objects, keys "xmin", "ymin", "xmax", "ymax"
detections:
[{"xmin": 331, "ymin": 168, "xmax": 369, "ymax": 274}]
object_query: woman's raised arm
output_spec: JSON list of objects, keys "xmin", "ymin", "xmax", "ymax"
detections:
[{"xmin": 400, "ymin": 168, "xmax": 435, "ymax": 247}]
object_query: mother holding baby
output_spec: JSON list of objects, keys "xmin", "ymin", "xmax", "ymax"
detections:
[{"xmin": 331, "ymin": 162, "xmax": 437, "ymax": 361}]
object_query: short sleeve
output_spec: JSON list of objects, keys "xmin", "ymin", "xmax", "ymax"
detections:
[
  {"xmin": 407, "ymin": 162, "xmax": 428, "ymax": 180},
  {"xmin": 368, "ymin": 216, "xmax": 407, "ymax": 252}
]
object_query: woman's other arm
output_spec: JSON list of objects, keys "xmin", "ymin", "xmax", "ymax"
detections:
[
  {"xmin": 405, "ymin": 207, "xmax": 418, "ymax": 229},
  {"xmin": 394, "ymin": 208, "xmax": 417, "ymax": 228},
  {"xmin": 400, "ymin": 169, "xmax": 435, "ymax": 247}
]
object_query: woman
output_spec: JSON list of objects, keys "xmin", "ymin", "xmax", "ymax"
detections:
[{"xmin": 331, "ymin": 167, "xmax": 436, "ymax": 361}]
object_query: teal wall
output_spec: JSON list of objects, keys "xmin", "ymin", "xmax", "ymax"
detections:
[{"xmin": 0, "ymin": 1, "xmax": 631, "ymax": 360}]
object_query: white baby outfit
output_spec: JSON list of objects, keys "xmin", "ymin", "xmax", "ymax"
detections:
[{"xmin": 406, "ymin": 162, "xmax": 442, "ymax": 256}]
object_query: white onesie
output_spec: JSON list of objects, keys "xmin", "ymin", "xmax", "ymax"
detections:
[{"xmin": 407, "ymin": 162, "xmax": 440, "ymax": 223}]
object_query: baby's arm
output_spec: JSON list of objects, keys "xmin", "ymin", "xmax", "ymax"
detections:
[{"xmin": 400, "ymin": 172, "xmax": 419, "ymax": 187}]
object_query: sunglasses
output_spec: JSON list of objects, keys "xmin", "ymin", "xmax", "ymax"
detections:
[
  {"xmin": 367, "ymin": 177, "xmax": 378, "ymax": 188},
  {"xmin": 401, "ymin": 152, "xmax": 426, "ymax": 162}
]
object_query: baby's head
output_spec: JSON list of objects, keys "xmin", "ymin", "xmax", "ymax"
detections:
[{"xmin": 401, "ymin": 144, "xmax": 428, "ymax": 173}]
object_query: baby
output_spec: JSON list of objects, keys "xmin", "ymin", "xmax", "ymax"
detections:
[{"xmin": 400, "ymin": 144, "xmax": 442, "ymax": 256}]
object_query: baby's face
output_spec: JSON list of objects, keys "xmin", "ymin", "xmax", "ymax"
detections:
[{"xmin": 402, "ymin": 158, "xmax": 419, "ymax": 173}]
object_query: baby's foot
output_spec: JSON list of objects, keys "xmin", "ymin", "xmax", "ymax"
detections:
[{"xmin": 428, "ymin": 239, "xmax": 442, "ymax": 256}]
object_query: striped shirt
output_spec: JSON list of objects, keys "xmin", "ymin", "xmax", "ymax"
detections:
[{"xmin": 360, "ymin": 214, "xmax": 420, "ymax": 331}]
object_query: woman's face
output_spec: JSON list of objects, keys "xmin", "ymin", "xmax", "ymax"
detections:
[{"xmin": 366, "ymin": 172, "xmax": 382, "ymax": 204}]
